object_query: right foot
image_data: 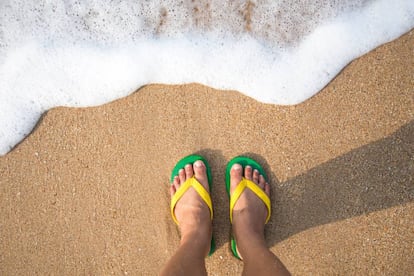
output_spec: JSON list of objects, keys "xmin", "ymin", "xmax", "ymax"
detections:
[{"xmin": 230, "ymin": 163, "xmax": 270, "ymax": 258}]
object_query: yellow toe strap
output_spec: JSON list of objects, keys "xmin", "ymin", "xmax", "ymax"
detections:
[
  {"xmin": 230, "ymin": 177, "xmax": 271, "ymax": 224},
  {"xmin": 170, "ymin": 176, "xmax": 213, "ymax": 225}
]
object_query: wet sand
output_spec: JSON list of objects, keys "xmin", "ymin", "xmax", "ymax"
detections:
[{"xmin": 0, "ymin": 30, "xmax": 413, "ymax": 275}]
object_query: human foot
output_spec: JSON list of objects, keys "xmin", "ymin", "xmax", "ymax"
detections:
[
  {"xmin": 170, "ymin": 160, "xmax": 213, "ymax": 256},
  {"xmin": 229, "ymin": 162, "xmax": 271, "ymax": 259}
]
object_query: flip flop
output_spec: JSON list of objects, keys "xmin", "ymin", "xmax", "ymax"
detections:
[
  {"xmin": 170, "ymin": 154, "xmax": 216, "ymax": 256},
  {"xmin": 225, "ymin": 156, "xmax": 271, "ymax": 259}
]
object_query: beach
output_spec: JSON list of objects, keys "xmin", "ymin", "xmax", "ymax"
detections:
[{"xmin": 0, "ymin": 29, "xmax": 413, "ymax": 275}]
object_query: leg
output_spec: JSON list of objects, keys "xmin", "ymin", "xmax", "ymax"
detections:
[
  {"xmin": 230, "ymin": 164, "xmax": 291, "ymax": 276},
  {"xmin": 160, "ymin": 160, "xmax": 212, "ymax": 276}
]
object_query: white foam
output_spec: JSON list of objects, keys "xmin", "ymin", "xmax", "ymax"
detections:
[{"xmin": 0, "ymin": 0, "xmax": 413, "ymax": 155}]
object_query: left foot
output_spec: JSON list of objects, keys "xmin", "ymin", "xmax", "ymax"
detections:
[{"xmin": 170, "ymin": 160, "xmax": 212, "ymax": 256}]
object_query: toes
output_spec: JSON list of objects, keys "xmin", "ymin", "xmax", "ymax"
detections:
[
  {"xmin": 179, "ymin": 169, "xmax": 186, "ymax": 183},
  {"xmin": 244, "ymin": 165, "xmax": 253, "ymax": 180},
  {"xmin": 193, "ymin": 160, "xmax": 206, "ymax": 172},
  {"xmin": 230, "ymin": 163, "xmax": 243, "ymax": 193},
  {"xmin": 184, "ymin": 164, "xmax": 194, "ymax": 179},
  {"xmin": 170, "ymin": 185, "xmax": 175, "ymax": 196},
  {"xmin": 193, "ymin": 160, "xmax": 209, "ymax": 189},
  {"xmin": 253, "ymin": 169, "xmax": 260, "ymax": 184},
  {"xmin": 173, "ymin": 161, "xmax": 207, "ymax": 195},
  {"xmin": 264, "ymin": 182, "xmax": 271, "ymax": 196},
  {"xmin": 258, "ymin": 174, "xmax": 266, "ymax": 189},
  {"xmin": 173, "ymin": 176, "xmax": 181, "ymax": 191}
]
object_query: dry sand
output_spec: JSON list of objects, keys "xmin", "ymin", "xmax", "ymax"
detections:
[{"xmin": 1, "ymin": 30, "xmax": 413, "ymax": 275}]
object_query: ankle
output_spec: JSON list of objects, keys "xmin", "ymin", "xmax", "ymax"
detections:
[
  {"xmin": 233, "ymin": 218, "xmax": 267, "ymax": 256},
  {"xmin": 234, "ymin": 233, "xmax": 268, "ymax": 260},
  {"xmin": 181, "ymin": 224, "xmax": 211, "ymax": 238},
  {"xmin": 180, "ymin": 229, "xmax": 212, "ymax": 257},
  {"xmin": 232, "ymin": 210, "xmax": 266, "ymax": 237},
  {"xmin": 235, "ymin": 229, "xmax": 266, "ymax": 247},
  {"xmin": 179, "ymin": 214, "xmax": 211, "ymax": 236}
]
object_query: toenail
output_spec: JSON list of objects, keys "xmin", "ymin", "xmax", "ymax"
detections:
[
  {"xmin": 194, "ymin": 160, "xmax": 203, "ymax": 167},
  {"xmin": 232, "ymin": 164, "xmax": 242, "ymax": 170}
]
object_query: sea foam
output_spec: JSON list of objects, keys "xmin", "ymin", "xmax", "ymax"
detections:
[{"xmin": 0, "ymin": 0, "xmax": 413, "ymax": 155}]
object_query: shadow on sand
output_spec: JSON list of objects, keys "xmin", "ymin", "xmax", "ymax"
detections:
[
  {"xmin": 197, "ymin": 120, "xmax": 413, "ymax": 249},
  {"xmin": 267, "ymin": 120, "xmax": 414, "ymax": 244}
]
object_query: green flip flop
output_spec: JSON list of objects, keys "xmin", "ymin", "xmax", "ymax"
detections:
[
  {"xmin": 225, "ymin": 156, "xmax": 271, "ymax": 259},
  {"xmin": 170, "ymin": 154, "xmax": 216, "ymax": 256}
]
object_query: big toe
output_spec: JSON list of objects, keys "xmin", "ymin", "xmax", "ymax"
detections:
[
  {"xmin": 193, "ymin": 160, "xmax": 209, "ymax": 191},
  {"xmin": 230, "ymin": 163, "xmax": 243, "ymax": 194}
]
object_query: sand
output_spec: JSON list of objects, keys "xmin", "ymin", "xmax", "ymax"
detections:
[{"xmin": 1, "ymin": 30, "xmax": 413, "ymax": 275}]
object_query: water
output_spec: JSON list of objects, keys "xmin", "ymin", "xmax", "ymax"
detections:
[{"xmin": 0, "ymin": 0, "xmax": 413, "ymax": 155}]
